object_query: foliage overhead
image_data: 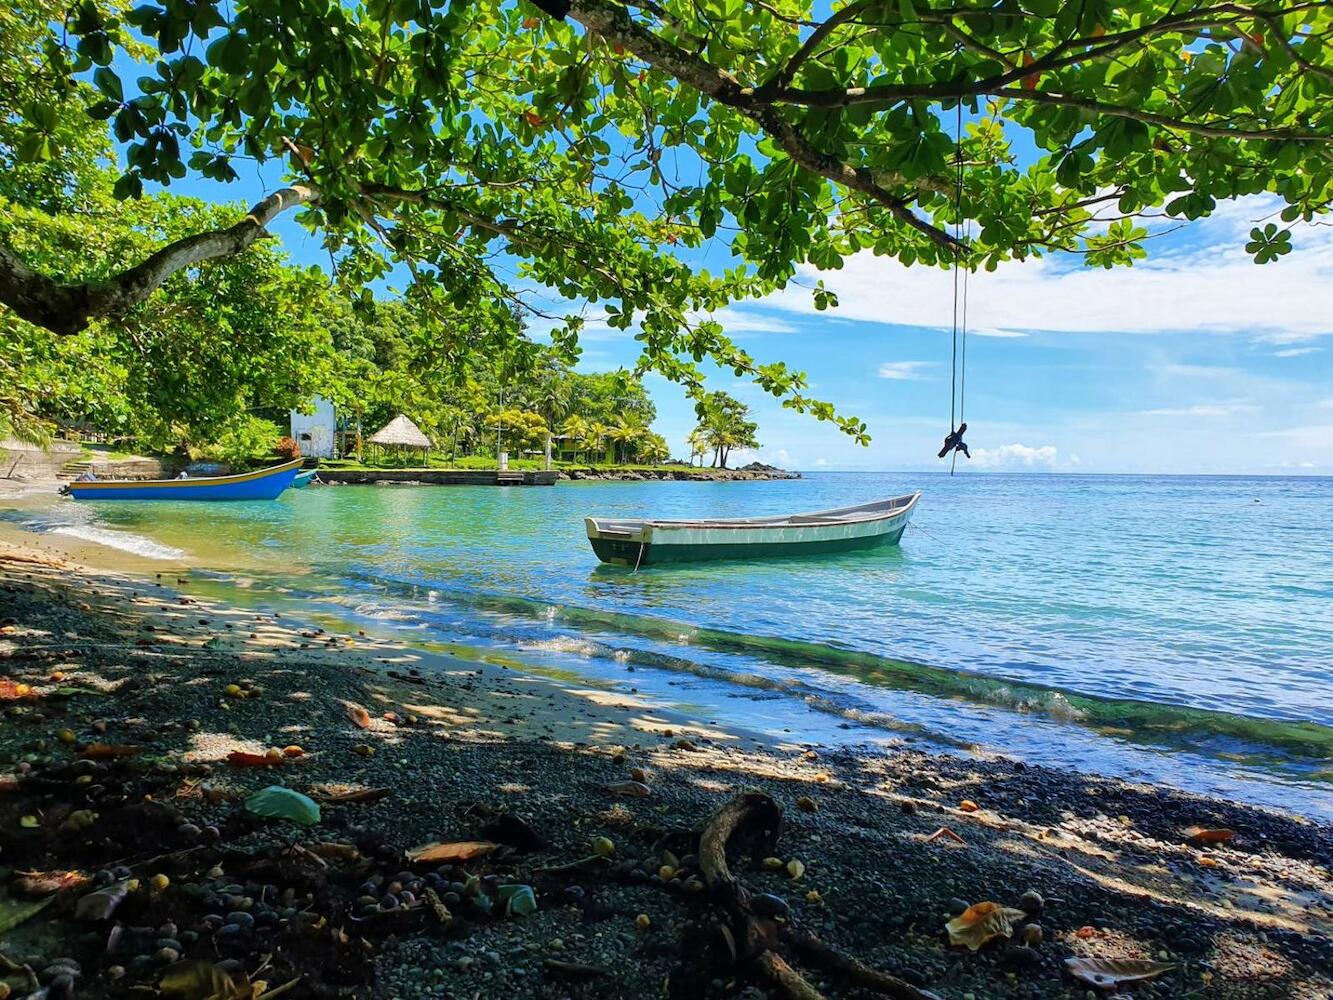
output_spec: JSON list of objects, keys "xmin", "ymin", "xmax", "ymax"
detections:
[{"xmin": 3, "ymin": 0, "xmax": 1332, "ymax": 442}]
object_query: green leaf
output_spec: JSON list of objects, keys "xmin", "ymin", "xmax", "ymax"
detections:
[
  {"xmin": 93, "ymin": 66, "xmax": 122, "ymax": 100},
  {"xmin": 0, "ymin": 896, "xmax": 53, "ymax": 937},
  {"xmin": 245, "ymin": 785, "xmax": 321, "ymax": 825}
]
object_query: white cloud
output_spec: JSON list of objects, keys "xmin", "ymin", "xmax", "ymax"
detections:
[
  {"xmin": 757, "ymin": 196, "xmax": 1333, "ymax": 341},
  {"xmin": 1137, "ymin": 401, "xmax": 1261, "ymax": 418},
  {"xmin": 971, "ymin": 443, "xmax": 1059, "ymax": 469},
  {"xmin": 877, "ymin": 361, "xmax": 936, "ymax": 380},
  {"xmin": 1272, "ymin": 347, "xmax": 1321, "ymax": 358}
]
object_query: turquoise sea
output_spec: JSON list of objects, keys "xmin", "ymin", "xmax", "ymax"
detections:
[{"xmin": 12, "ymin": 472, "xmax": 1333, "ymax": 817}]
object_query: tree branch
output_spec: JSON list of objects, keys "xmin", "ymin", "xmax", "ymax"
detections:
[
  {"xmin": 760, "ymin": 0, "xmax": 877, "ymax": 95},
  {"xmin": 562, "ymin": 0, "xmax": 962, "ymax": 250},
  {"xmin": 0, "ymin": 186, "xmax": 316, "ymax": 336}
]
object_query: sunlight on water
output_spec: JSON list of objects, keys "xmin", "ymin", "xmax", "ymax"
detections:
[{"xmin": 19, "ymin": 472, "xmax": 1333, "ymax": 817}]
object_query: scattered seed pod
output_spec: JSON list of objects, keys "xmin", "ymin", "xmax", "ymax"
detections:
[
  {"xmin": 795, "ymin": 795, "xmax": 817, "ymax": 813},
  {"xmin": 1021, "ymin": 923, "xmax": 1044, "ymax": 945},
  {"xmin": 1018, "ymin": 889, "xmax": 1044, "ymax": 914},
  {"xmin": 591, "ymin": 836, "xmax": 615, "ymax": 858},
  {"xmin": 786, "ymin": 859, "xmax": 806, "ymax": 880},
  {"xmin": 635, "ymin": 913, "xmax": 651, "ymax": 929},
  {"xmin": 762, "ymin": 857, "xmax": 784, "ymax": 871},
  {"xmin": 149, "ymin": 874, "xmax": 170, "ymax": 892}
]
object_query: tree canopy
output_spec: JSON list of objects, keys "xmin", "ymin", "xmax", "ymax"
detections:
[{"xmin": 2, "ymin": 0, "xmax": 1331, "ymax": 442}]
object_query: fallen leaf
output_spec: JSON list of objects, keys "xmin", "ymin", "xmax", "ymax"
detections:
[
  {"xmin": 11, "ymin": 870, "xmax": 91, "ymax": 897},
  {"xmin": 926, "ymin": 826, "xmax": 967, "ymax": 845},
  {"xmin": 0, "ymin": 896, "xmax": 52, "ymax": 935},
  {"xmin": 1075, "ymin": 925, "xmax": 1098, "ymax": 939},
  {"xmin": 1199, "ymin": 856, "xmax": 1220, "ymax": 868},
  {"xmin": 959, "ymin": 800, "xmax": 980, "ymax": 812},
  {"xmin": 227, "ymin": 750, "xmax": 278, "ymax": 768},
  {"xmin": 1185, "ymin": 827, "xmax": 1234, "ymax": 845},
  {"xmin": 159, "ymin": 959, "xmax": 249, "ymax": 999},
  {"xmin": 314, "ymin": 787, "xmax": 391, "ymax": 805},
  {"xmin": 81, "ymin": 744, "xmax": 139, "ymax": 760},
  {"xmin": 345, "ymin": 702, "xmax": 372, "ymax": 728},
  {"xmin": 606, "ymin": 780, "xmax": 651, "ymax": 797},
  {"xmin": 0, "ymin": 679, "xmax": 35, "ymax": 701},
  {"xmin": 408, "ymin": 840, "xmax": 497, "ymax": 864},
  {"xmin": 1064, "ymin": 956, "xmax": 1176, "ymax": 990},
  {"xmin": 498, "ymin": 883, "xmax": 538, "ymax": 917},
  {"xmin": 945, "ymin": 901, "xmax": 1026, "ymax": 951},
  {"xmin": 308, "ymin": 842, "xmax": 360, "ymax": 861},
  {"xmin": 74, "ymin": 880, "xmax": 131, "ymax": 920},
  {"xmin": 244, "ymin": 786, "xmax": 321, "ymax": 826}
]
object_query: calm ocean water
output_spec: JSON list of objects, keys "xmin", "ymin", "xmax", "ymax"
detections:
[{"xmin": 12, "ymin": 472, "xmax": 1333, "ymax": 816}]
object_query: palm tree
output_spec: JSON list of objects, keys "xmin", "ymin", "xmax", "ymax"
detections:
[
  {"xmin": 530, "ymin": 370, "xmax": 572, "ymax": 468},
  {"xmin": 639, "ymin": 432, "xmax": 669, "ymax": 465},
  {"xmin": 559, "ymin": 414, "xmax": 591, "ymax": 463},
  {"xmin": 588, "ymin": 421, "xmax": 610, "ymax": 465},
  {"xmin": 685, "ymin": 429, "xmax": 708, "ymax": 467},
  {"xmin": 606, "ymin": 415, "xmax": 648, "ymax": 464}
]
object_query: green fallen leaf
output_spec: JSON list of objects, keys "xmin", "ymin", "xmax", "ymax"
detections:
[
  {"xmin": 0, "ymin": 895, "xmax": 53, "ymax": 936},
  {"xmin": 245, "ymin": 785, "xmax": 321, "ymax": 826},
  {"xmin": 498, "ymin": 883, "xmax": 537, "ymax": 917}
]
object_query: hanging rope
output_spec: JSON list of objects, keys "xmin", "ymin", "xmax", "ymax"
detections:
[{"xmin": 945, "ymin": 96, "xmax": 970, "ymax": 475}]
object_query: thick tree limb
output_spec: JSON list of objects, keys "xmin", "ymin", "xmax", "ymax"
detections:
[
  {"xmin": 0, "ymin": 186, "xmax": 316, "ymax": 336},
  {"xmin": 564, "ymin": 0, "xmax": 962, "ymax": 249}
]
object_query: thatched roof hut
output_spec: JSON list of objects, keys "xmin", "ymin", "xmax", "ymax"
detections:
[{"xmin": 368, "ymin": 414, "xmax": 431, "ymax": 450}]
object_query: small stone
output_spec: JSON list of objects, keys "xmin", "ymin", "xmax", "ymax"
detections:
[
  {"xmin": 1021, "ymin": 923, "xmax": 1043, "ymax": 945},
  {"xmin": 1018, "ymin": 889, "xmax": 1044, "ymax": 914}
]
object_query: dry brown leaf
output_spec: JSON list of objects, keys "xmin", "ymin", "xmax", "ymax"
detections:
[
  {"xmin": 1075, "ymin": 925, "xmax": 1098, "ymax": 939},
  {"xmin": 606, "ymin": 780, "xmax": 651, "ymax": 798},
  {"xmin": 12, "ymin": 869, "xmax": 91, "ymax": 897},
  {"xmin": 1185, "ymin": 826, "xmax": 1235, "ymax": 845},
  {"xmin": 81, "ymin": 744, "xmax": 140, "ymax": 760},
  {"xmin": 226, "ymin": 750, "xmax": 277, "ymax": 768},
  {"xmin": 958, "ymin": 800, "xmax": 980, "ymax": 813},
  {"xmin": 314, "ymin": 787, "xmax": 391, "ymax": 805},
  {"xmin": 345, "ymin": 703, "xmax": 372, "ymax": 729},
  {"xmin": 309, "ymin": 842, "xmax": 360, "ymax": 861},
  {"xmin": 945, "ymin": 902, "xmax": 1026, "ymax": 950},
  {"xmin": 0, "ymin": 679, "xmax": 36, "ymax": 701},
  {"xmin": 926, "ymin": 827, "xmax": 967, "ymax": 845},
  {"xmin": 407, "ymin": 840, "xmax": 498, "ymax": 864},
  {"xmin": 1064, "ymin": 956, "xmax": 1176, "ymax": 990}
]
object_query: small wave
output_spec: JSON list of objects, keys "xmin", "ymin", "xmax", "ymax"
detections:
[{"xmin": 51, "ymin": 525, "xmax": 185, "ymax": 560}]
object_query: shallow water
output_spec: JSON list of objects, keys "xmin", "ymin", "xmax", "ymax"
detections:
[{"xmin": 11, "ymin": 472, "xmax": 1333, "ymax": 817}]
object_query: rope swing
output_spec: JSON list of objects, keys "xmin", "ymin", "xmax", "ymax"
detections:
[{"xmin": 938, "ymin": 98, "xmax": 972, "ymax": 475}]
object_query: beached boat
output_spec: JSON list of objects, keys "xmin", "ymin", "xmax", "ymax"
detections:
[
  {"xmin": 62, "ymin": 459, "xmax": 303, "ymax": 501},
  {"xmin": 292, "ymin": 470, "xmax": 318, "ymax": 489},
  {"xmin": 585, "ymin": 493, "xmax": 921, "ymax": 566}
]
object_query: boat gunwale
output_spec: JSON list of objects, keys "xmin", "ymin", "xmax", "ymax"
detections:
[
  {"xmin": 64, "ymin": 458, "xmax": 303, "ymax": 491},
  {"xmin": 587, "ymin": 492, "xmax": 921, "ymax": 534}
]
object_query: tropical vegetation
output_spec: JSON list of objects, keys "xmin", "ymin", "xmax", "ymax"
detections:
[{"xmin": 2, "ymin": 0, "xmax": 1328, "ymax": 464}]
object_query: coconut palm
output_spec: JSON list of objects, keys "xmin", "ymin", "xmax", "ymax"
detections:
[
  {"xmin": 606, "ymin": 414, "xmax": 648, "ymax": 464},
  {"xmin": 559, "ymin": 414, "xmax": 592, "ymax": 463},
  {"xmin": 685, "ymin": 429, "xmax": 708, "ymax": 467},
  {"xmin": 588, "ymin": 421, "xmax": 610, "ymax": 465}
]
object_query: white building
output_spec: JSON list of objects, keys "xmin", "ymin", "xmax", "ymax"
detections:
[{"xmin": 289, "ymin": 396, "xmax": 336, "ymax": 458}]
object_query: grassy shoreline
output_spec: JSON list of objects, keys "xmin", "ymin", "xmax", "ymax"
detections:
[{"xmin": 0, "ymin": 539, "xmax": 1330, "ymax": 999}]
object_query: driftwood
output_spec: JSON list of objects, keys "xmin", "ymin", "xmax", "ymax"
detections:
[{"xmin": 675, "ymin": 791, "xmax": 942, "ymax": 1000}]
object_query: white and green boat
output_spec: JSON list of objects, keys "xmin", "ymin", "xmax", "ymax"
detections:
[{"xmin": 585, "ymin": 492, "xmax": 921, "ymax": 566}]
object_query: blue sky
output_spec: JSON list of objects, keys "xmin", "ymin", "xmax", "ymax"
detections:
[
  {"xmin": 170, "ymin": 166, "xmax": 1333, "ymax": 476},
  {"xmin": 525, "ymin": 196, "xmax": 1333, "ymax": 475}
]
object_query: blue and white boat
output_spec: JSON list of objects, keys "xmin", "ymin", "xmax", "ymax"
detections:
[{"xmin": 63, "ymin": 459, "xmax": 303, "ymax": 501}]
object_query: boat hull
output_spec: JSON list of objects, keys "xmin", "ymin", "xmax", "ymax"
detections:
[
  {"xmin": 589, "ymin": 523, "xmax": 907, "ymax": 565},
  {"xmin": 292, "ymin": 470, "xmax": 317, "ymax": 489},
  {"xmin": 65, "ymin": 459, "xmax": 302, "ymax": 501},
  {"xmin": 586, "ymin": 493, "xmax": 919, "ymax": 566}
]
